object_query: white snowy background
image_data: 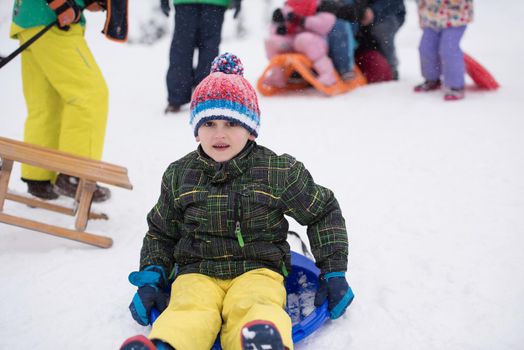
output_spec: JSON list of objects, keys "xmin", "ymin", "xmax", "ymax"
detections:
[{"xmin": 1, "ymin": 0, "xmax": 524, "ymax": 349}]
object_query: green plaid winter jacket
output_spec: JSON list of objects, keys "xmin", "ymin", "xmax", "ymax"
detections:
[{"xmin": 140, "ymin": 141, "xmax": 348, "ymax": 279}]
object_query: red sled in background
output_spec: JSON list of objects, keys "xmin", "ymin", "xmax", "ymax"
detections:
[
  {"xmin": 356, "ymin": 49, "xmax": 500, "ymax": 91},
  {"xmin": 464, "ymin": 53, "xmax": 500, "ymax": 90}
]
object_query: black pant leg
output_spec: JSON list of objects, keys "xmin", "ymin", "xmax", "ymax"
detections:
[
  {"xmin": 166, "ymin": 4, "xmax": 199, "ymax": 106},
  {"xmin": 194, "ymin": 5, "xmax": 226, "ymax": 86}
]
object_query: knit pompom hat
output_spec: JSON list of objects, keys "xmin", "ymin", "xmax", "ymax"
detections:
[{"xmin": 190, "ymin": 53, "xmax": 261, "ymax": 137}]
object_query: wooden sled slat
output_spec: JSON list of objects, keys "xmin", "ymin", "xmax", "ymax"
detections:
[
  {"xmin": 0, "ymin": 136, "xmax": 132, "ymax": 248},
  {"xmin": 5, "ymin": 192, "xmax": 108, "ymax": 220},
  {"xmin": 0, "ymin": 212, "xmax": 113, "ymax": 248}
]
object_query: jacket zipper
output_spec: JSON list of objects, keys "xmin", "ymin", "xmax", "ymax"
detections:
[
  {"xmin": 281, "ymin": 260, "xmax": 289, "ymax": 277},
  {"xmin": 235, "ymin": 221, "xmax": 244, "ymax": 247},
  {"xmin": 234, "ymin": 193, "xmax": 245, "ymax": 247}
]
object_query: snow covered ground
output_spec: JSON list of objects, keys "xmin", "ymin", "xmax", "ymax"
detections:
[{"xmin": 1, "ymin": 1, "xmax": 524, "ymax": 349}]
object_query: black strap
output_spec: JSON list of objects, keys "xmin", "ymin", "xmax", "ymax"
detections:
[
  {"xmin": 103, "ymin": 0, "xmax": 128, "ymax": 42},
  {"xmin": 54, "ymin": 2, "xmax": 73, "ymax": 15},
  {"xmin": 287, "ymin": 231, "xmax": 314, "ymax": 258},
  {"xmin": 0, "ymin": 21, "xmax": 56, "ymax": 70}
]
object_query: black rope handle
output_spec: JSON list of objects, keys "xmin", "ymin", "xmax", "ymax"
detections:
[{"xmin": 288, "ymin": 231, "xmax": 314, "ymax": 259}]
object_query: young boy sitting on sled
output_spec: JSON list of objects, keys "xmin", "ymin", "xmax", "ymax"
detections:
[{"xmin": 120, "ymin": 53, "xmax": 353, "ymax": 350}]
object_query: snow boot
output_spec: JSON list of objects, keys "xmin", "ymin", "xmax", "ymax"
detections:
[
  {"xmin": 22, "ymin": 178, "xmax": 59, "ymax": 200},
  {"xmin": 414, "ymin": 79, "xmax": 441, "ymax": 92},
  {"xmin": 55, "ymin": 173, "xmax": 111, "ymax": 202},
  {"xmin": 119, "ymin": 335, "xmax": 174, "ymax": 350},
  {"xmin": 164, "ymin": 104, "xmax": 181, "ymax": 114},
  {"xmin": 340, "ymin": 71, "xmax": 356, "ymax": 82},
  {"xmin": 241, "ymin": 320, "xmax": 285, "ymax": 350},
  {"xmin": 264, "ymin": 67, "xmax": 287, "ymax": 88},
  {"xmin": 288, "ymin": 71, "xmax": 306, "ymax": 85},
  {"xmin": 313, "ymin": 56, "xmax": 337, "ymax": 87},
  {"xmin": 119, "ymin": 335, "xmax": 157, "ymax": 350},
  {"xmin": 444, "ymin": 87, "xmax": 465, "ymax": 101}
]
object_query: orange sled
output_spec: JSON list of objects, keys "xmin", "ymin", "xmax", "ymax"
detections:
[{"xmin": 257, "ymin": 53, "xmax": 367, "ymax": 96}]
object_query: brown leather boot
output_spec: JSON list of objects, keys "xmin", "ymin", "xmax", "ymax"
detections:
[
  {"xmin": 55, "ymin": 174, "xmax": 111, "ymax": 203},
  {"xmin": 22, "ymin": 179, "xmax": 59, "ymax": 200}
]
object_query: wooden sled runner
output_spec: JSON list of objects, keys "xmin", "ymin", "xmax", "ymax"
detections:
[
  {"xmin": 0, "ymin": 136, "xmax": 133, "ymax": 248},
  {"xmin": 257, "ymin": 53, "xmax": 367, "ymax": 96}
]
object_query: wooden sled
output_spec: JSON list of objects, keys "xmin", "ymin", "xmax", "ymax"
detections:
[
  {"xmin": 464, "ymin": 53, "xmax": 500, "ymax": 90},
  {"xmin": 0, "ymin": 136, "xmax": 133, "ymax": 248},
  {"xmin": 257, "ymin": 53, "xmax": 367, "ymax": 96}
]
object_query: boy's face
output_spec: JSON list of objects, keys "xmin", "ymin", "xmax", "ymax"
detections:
[{"xmin": 196, "ymin": 119, "xmax": 256, "ymax": 162}]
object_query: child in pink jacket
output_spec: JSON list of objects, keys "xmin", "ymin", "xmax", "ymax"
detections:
[{"xmin": 264, "ymin": 0, "xmax": 337, "ymax": 87}]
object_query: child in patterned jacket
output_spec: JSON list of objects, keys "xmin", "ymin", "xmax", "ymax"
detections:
[
  {"xmin": 414, "ymin": 0, "xmax": 474, "ymax": 100},
  {"xmin": 119, "ymin": 53, "xmax": 354, "ymax": 350}
]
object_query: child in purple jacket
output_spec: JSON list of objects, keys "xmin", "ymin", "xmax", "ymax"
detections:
[{"xmin": 414, "ymin": 0, "xmax": 474, "ymax": 101}]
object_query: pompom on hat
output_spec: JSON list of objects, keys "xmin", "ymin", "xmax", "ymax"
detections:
[{"xmin": 190, "ymin": 53, "xmax": 260, "ymax": 137}]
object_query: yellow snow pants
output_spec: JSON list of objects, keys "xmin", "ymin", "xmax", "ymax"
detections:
[
  {"xmin": 150, "ymin": 268, "xmax": 293, "ymax": 350},
  {"xmin": 17, "ymin": 24, "xmax": 108, "ymax": 181}
]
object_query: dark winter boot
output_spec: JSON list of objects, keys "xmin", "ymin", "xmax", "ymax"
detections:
[
  {"xmin": 164, "ymin": 104, "xmax": 181, "ymax": 114},
  {"xmin": 119, "ymin": 335, "xmax": 156, "ymax": 350},
  {"xmin": 241, "ymin": 321, "xmax": 285, "ymax": 350},
  {"xmin": 55, "ymin": 173, "xmax": 111, "ymax": 203},
  {"xmin": 414, "ymin": 79, "xmax": 441, "ymax": 92},
  {"xmin": 288, "ymin": 71, "xmax": 306, "ymax": 85},
  {"xmin": 444, "ymin": 87, "xmax": 465, "ymax": 101},
  {"xmin": 22, "ymin": 178, "xmax": 59, "ymax": 200},
  {"xmin": 119, "ymin": 336, "xmax": 174, "ymax": 350}
]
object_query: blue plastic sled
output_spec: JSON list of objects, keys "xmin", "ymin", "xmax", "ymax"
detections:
[{"xmin": 150, "ymin": 251, "xmax": 329, "ymax": 349}]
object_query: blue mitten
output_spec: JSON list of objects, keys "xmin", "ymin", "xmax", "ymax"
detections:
[
  {"xmin": 314, "ymin": 272, "xmax": 354, "ymax": 319},
  {"xmin": 128, "ymin": 265, "xmax": 170, "ymax": 326}
]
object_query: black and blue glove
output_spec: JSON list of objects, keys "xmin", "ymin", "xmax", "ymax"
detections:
[
  {"xmin": 160, "ymin": 0, "xmax": 170, "ymax": 17},
  {"xmin": 128, "ymin": 265, "xmax": 170, "ymax": 326},
  {"xmin": 314, "ymin": 272, "xmax": 354, "ymax": 319}
]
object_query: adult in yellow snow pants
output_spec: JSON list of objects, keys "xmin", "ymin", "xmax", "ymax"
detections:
[
  {"xmin": 18, "ymin": 24, "xmax": 108, "ymax": 181},
  {"xmin": 150, "ymin": 268, "xmax": 293, "ymax": 350}
]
